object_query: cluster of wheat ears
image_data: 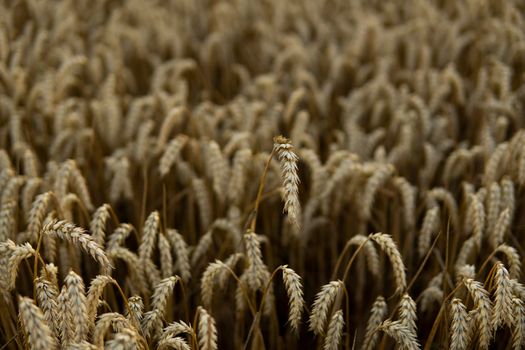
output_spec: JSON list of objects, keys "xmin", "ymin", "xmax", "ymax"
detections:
[{"xmin": 1, "ymin": 0, "xmax": 525, "ymax": 349}]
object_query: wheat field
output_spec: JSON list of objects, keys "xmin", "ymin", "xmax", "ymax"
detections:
[{"xmin": 1, "ymin": 0, "xmax": 525, "ymax": 349}]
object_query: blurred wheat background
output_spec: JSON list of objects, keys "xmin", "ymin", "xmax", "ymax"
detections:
[{"xmin": 1, "ymin": 0, "xmax": 525, "ymax": 349}]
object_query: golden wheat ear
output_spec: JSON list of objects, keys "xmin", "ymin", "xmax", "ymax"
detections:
[{"xmin": 273, "ymin": 135, "xmax": 302, "ymax": 230}]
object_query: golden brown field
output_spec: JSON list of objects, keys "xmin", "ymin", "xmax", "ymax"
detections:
[{"xmin": 1, "ymin": 0, "xmax": 525, "ymax": 349}]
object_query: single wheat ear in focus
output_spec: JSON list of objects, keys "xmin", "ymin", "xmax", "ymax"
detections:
[{"xmin": 273, "ymin": 135, "xmax": 301, "ymax": 230}]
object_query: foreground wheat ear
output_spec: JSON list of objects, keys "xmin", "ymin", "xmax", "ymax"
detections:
[{"xmin": 273, "ymin": 135, "xmax": 301, "ymax": 229}]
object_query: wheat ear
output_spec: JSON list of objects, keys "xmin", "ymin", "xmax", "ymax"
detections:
[
  {"xmin": 379, "ymin": 320, "xmax": 420, "ymax": 350},
  {"xmin": 4, "ymin": 241, "xmax": 35, "ymax": 291},
  {"xmin": 490, "ymin": 209, "xmax": 510, "ymax": 249},
  {"xmin": 495, "ymin": 244, "xmax": 521, "ymax": 279},
  {"xmin": 19, "ymin": 296, "xmax": 58, "ymax": 350},
  {"xmin": 273, "ymin": 135, "xmax": 301, "ymax": 229},
  {"xmin": 197, "ymin": 306, "xmax": 218, "ymax": 350},
  {"xmin": 90, "ymin": 203, "xmax": 111, "ymax": 247},
  {"xmin": 159, "ymin": 135, "xmax": 188, "ymax": 177},
  {"xmin": 492, "ymin": 262, "xmax": 514, "ymax": 331},
  {"xmin": 363, "ymin": 296, "xmax": 387, "ymax": 350},
  {"xmin": 35, "ymin": 277, "xmax": 61, "ymax": 338},
  {"xmin": 324, "ymin": 309, "xmax": 344, "ymax": 350},
  {"xmin": 86, "ymin": 275, "xmax": 117, "ymax": 328},
  {"xmin": 347, "ymin": 235, "xmax": 380, "ymax": 277},
  {"xmin": 65, "ymin": 270, "xmax": 89, "ymax": 343},
  {"xmin": 43, "ymin": 220, "xmax": 111, "ymax": 274},
  {"xmin": 158, "ymin": 335, "xmax": 191, "ymax": 350},
  {"xmin": 463, "ymin": 278, "xmax": 493, "ymax": 349},
  {"xmin": 58, "ymin": 285, "xmax": 74, "ymax": 344},
  {"xmin": 166, "ymin": 229, "xmax": 191, "ymax": 283},
  {"xmin": 159, "ymin": 234, "xmax": 174, "ymax": 278},
  {"xmin": 281, "ymin": 265, "xmax": 305, "ymax": 333},
  {"xmin": 486, "ymin": 182, "xmax": 501, "ymax": 236},
  {"xmin": 309, "ymin": 280, "xmax": 344, "ymax": 335},
  {"xmin": 450, "ymin": 298, "xmax": 470, "ymax": 350},
  {"xmin": 512, "ymin": 297, "xmax": 525, "ymax": 350},
  {"xmin": 361, "ymin": 164, "xmax": 394, "ymax": 220},
  {"xmin": 418, "ymin": 206, "xmax": 440, "ymax": 258},
  {"xmin": 139, "ymin": 211, "xmax": 160, "ymax": 262},
  {"xmin": 370, "ymin": 233, "xmax": 407, "ymax": 294},
  {"xmin": 398, "ymin": 293, "xmax": 417, "ymax": 336}
]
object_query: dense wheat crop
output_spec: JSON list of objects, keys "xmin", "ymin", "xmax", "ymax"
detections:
[{"xmin": 1, "ymin": 0, "xmax": 525, "ymax": 349}]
